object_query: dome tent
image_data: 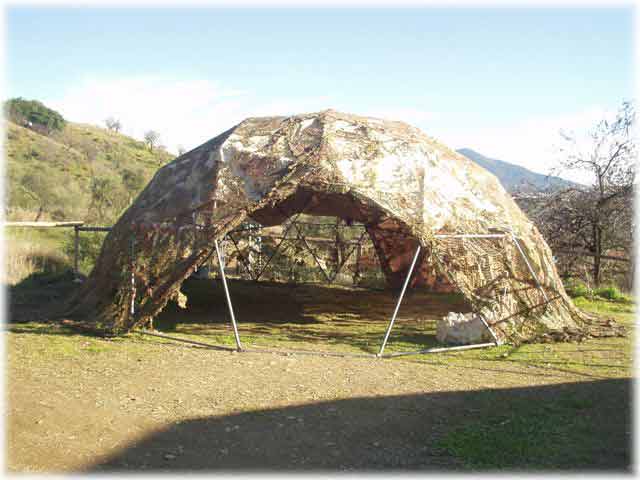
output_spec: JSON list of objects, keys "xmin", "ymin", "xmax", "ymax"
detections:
[{"xmin": 64, "ymin": 109, "xmax": 593, "ymax": 345}]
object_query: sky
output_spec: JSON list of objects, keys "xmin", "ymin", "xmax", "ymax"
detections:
[{"xmin": 4, "ymin": 5, "xmax": 636, "ymax": 181}]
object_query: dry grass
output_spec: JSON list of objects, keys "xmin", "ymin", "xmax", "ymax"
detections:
[{"xmin": 4, "ymin": 228, "xmax": 71, "ymax": 285}]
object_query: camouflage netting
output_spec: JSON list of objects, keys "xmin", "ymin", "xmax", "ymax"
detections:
[{"xmin": 63, "ymin": 109, "xmax": 615, "ymax": 343}]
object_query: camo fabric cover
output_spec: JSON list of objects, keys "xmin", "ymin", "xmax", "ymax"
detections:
[{"xmin": 65, "ymin": 110, "xmax": 589, "ymax": 342}]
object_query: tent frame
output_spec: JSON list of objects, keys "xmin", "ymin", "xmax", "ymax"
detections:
[{"xmin": 127, "ymin": 217, "xmax": 552, "ymax": 359}]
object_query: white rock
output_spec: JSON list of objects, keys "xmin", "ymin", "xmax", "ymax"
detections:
[{"xmin": 436, "ymin": 312, "xmax": 491, "ymax": 345}]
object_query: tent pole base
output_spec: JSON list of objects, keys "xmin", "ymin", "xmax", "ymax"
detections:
[
  {"xmin": 381, "ymin": 342, "xmax": 496, "ymax": 358},
  {"xmin": 132, "ymin": 329, "xmax": 238, "ymax": 352},
  {"xmin": 132, "ymin": 329, "xmax": 496, "ymax": 359}
]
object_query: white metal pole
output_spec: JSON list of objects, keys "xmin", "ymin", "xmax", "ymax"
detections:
[
  {"xmin": 130, "ymin": 234, "xmax": 136, "ymax": 318},
  {"xmin": 378, "ymin": 245, "xmax": 421, "ymax": 357},
  {"xmin": 478, "ymin": 315, "xmax": 500, "ymax": 345},
  {"xmin": 215, "ymin": 239, "xmax": 243, "ymax": 351},
  {"xmin": 511, "ymin": 234, "xmax": 550, "ymax": 303},
  {"xmin": 73, "ymin": 225, "xmax": 80, "ymax": 278}
]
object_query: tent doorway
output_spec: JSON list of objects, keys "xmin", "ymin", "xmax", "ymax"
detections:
[{"xmin": 151, "ymin": 210, "xmax": 487, "ymax": 357}]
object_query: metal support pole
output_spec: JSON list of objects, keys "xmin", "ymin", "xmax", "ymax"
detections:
[
  {"xmin": 382, "ymin": 342, "xmax": 496, "ymax": 358},
  {"xmin": 377, "ymin": 245, "xmax": 421, "ymax": 357},
  {"xmin": 511, "ymin": 234, "xmax": 549, "ymax": 303},
  {"xmin": 215, "ymin": 239, "xmax": 243, "ymax": 351},
  {"xmin": 478, "ymin": 315, "xmax": 501, "ymax": 345},
  {"xmin": 73, "ymin": 225, "xmax": 80, "ymax": 279},
  {"xmin": 129, "ymin": 234, "xmax": 136, "ymax": 318}
]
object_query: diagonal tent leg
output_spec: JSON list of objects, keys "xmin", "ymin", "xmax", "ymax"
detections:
[
  {"xmin": 377, "ymin": 245, "xmax": 422, "ymax": 357},
  {"xmin": 510, "ymin": 233, "xmax": 550, "ymax": 304},
  {"xmin": 214, "ymin": 239, "xmax": 243, "ymax": 351},
  {"xmin": 254, "ymin": 211, "xmax": 306, "ymax": 280},
  {"xmin": 225, "ymin": 232, "xmax": 257, "ymax": 280},
  {"xmin": 291, "ymin": 221, "xmax": 333, "ymax": 283},
  {"xmin": 478, "ymin": 315, "xmax": 501, "ymax": 345},
  {"xmin": 329, "ymin": 228, "xmax": 368, "ymax": 283}
]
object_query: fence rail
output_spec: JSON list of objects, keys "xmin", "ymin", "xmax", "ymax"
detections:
[
  {"xmin": 2, "ymin": 221, "xmax": 84, "ymax": 228},
  {"xmin": 3, "ymin": 221, "xmax": 112, "ymax": 276}
]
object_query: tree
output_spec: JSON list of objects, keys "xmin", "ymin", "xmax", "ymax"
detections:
[
  {"xmin": 144, "ymin": 130, "xmax": 160, "ymax": 152},
  {"xmin": 536, "ymin": 101, "xmax": 636, "ymax": 287},
  {"xmin": 105, "ymin": 117, "xmax": 122, "ymax": 133},
  {"xmin": 4, "ymin": 97, "xmax": 66, "ymax": 135},
  {"xmin": 18, "ymin": 167, "xmax": 61, "ymax": 221},
  {"xmin": 121, "ymin": 167, "xmax": 146, "ymax": 204},
  {"xmin": 177, "ymin": 145, "xmax": 186, "ymax": 156}
]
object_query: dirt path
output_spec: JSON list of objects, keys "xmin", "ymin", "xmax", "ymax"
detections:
[{"xmin": 6, "ymin": 326, "xmax": 631, "ymax": 472}]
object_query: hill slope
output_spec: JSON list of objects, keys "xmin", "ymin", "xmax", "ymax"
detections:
[
  {"xmin": 6, "ymin": 120, "xmax": 174, "ymax": 223},
  {"xmin": 457, "ymin": 148, "xmax": 579, "ymax": 193}
]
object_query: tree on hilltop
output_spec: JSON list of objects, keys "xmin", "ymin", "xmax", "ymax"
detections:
[
  {"xmin": 144, "ymin": 130, "xmax": 160, "ymax": 152},
  {"xmin": 4, "ymin": 97, "xmax": 66, "ymax": 135},
  {"xmin": 105, "ymin": 117, "xmax": 122, "ymax": 133}
]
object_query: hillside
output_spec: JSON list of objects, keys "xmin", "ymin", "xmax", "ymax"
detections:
[
  {"xmin": 457, "ymin": 148, "xmax": 579, "ymax": 193},
  {"xmin": 6, "ymin": 116, "xmax": 578, "ymax": 224},
  {"xmin": 6, "ymin": 120, "xmax": 174, "ymax": 224}
]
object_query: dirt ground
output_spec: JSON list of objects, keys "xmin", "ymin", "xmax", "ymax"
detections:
[{"xmin": 5, "ymin": 276, "xmax": 633, "ymax": 472}]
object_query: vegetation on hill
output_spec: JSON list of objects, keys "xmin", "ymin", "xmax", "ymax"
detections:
[
  {"xmin": 5, "ymin": 113, "xmax": 174, "ymax": 224},
  {"xmin": 4, "ymin": 97, "xmax": 67, "ymax": 135},
  {"xmin": 4, "ymin": 98, "xmax": 176, "ymax": 283}
]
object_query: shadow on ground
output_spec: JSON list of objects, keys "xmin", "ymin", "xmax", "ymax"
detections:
[
  {"xmin": 7, "ymin": 269, "xmax": 80, "ymax": 324},
  {"xmin": 153, "ymin": 277, "xmax": 472, "ymax": 353},
  {"xmin": 89, "ymin": 378, "xmax": 630, "ymax": 472}
]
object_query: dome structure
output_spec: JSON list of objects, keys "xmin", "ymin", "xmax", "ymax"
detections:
[{"xmin": 64, "ymin": 109, "xmax": 591, "ymax": 343}]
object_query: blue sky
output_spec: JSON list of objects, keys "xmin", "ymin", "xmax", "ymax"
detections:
[{"xmin": 5, "ymin": 6, "xmax": 636, "ymax": 178}]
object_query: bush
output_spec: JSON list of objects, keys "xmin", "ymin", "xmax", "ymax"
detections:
[
  {"xmin": 564, "ymin": 280, "xmax": 591, "ymax": 299},
  {"xmin": 593, "ymin": 285, "xmax": 628, "ymax": 302},
  {"xmin": 4, "ymin": 97, "xmax": 66, "ymax": 134},
  {"xmin": 63, "ymin": 231, "xmax": 107, "ymax": 275}
]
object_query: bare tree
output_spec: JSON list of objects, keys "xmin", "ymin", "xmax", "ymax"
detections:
[
  {"xmin": 105, "ymin": 117, "xmax": 122, "ymax": 133},
  {"xmin": 144, "ymin": 130, "xmax": 160, "ymax": 152},
  {"xmin": 534, "ymin": 101, "xmax": 635, "ymax": 287}
]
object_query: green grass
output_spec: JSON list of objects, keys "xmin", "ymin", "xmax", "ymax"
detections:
[
  {"xmin": 437, "ymin": 389, "xmax": 625, "ymax": 470},
  {"xmin": 430, "ymin": 297, "xmax": 634, "ymax": 470},
  {"xmin": 564, "ymin": 279, "xmax": 633, "ymax": 304},
  {"xmin": 149, "ymin": 280, "xmax": 470, "ymax": 355},
  {"xmin": 7, "ymin": 321, "xmax": 181, "ymax": 361}
]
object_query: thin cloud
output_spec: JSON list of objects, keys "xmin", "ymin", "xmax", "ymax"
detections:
[
  {"xmin": 43, "ymin": 75, "xmax": 618, "ymax": 186},
  {"xmin": 45, "ymin": 75, "xmax": 336, "ymax": 153},
  {"xmin": 46, "ymin": 75, "xmax": 248, "ymax": 153}
]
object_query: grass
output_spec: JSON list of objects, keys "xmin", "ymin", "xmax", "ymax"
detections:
[
  {"xmin": 4, "ymin": 227, "xmax": 72, "ymax": 285},
  {"xmin": 436, "ymin": 388, "xmax": 625, "ymax": 470},
  {"xmin": 150, "ymin": 279, "xmax": 472, "ymax": 355},
  {"xmin": 7, "ymin": 321, "xmax": 178, "ymax": 361},
  {"xmin": 564, "ymin": 279, "xmax": 633, "ymax": 304},
  {"xmin": 430, "ymin": 297, "xmax": 634, "ymax": 470},
  {"xmin": 6, "ymin": 119, "xmax": 174, "ymax": 225}
]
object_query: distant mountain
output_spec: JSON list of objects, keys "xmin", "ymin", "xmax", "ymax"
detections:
[{"xmin": 457, "ymin": 148, "xmax": 579, "ymax": 193}]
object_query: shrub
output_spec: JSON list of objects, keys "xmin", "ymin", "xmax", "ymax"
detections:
[
  {"xmin": 4, "ymin": 97, "xmax": 66, "ymax": 134},
  {"xmin": 63, "ymin": 231, "xmax": 107, "ymax": 275},
  {"xmin": 593, "ymin": 285, "xmax": 627, "ymax": 302},
  {"xmin": 564, "ymin": 280, "xmax": 591, "ymax": 298}
]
